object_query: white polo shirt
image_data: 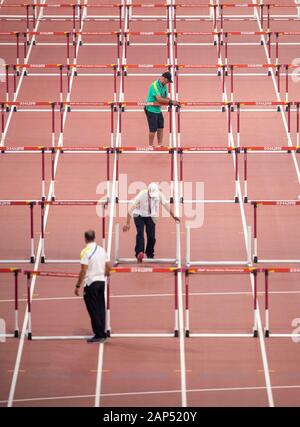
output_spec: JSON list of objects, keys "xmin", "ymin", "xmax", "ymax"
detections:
[
  {"xmin": 131, "ymin": 189, "xmax": 168, "ymax": 223},
  {"xmin": 80, "ymin": 242, "xmax": 106, "ymax": 286}
]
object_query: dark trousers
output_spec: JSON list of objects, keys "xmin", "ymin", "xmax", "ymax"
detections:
[
  {"xmin": 134, "ymin": 216, "xmax": 156, "ymax": 258},
  {"xmin": 84, "ymin": 281, "xmax": 106, "ymax": 338}
]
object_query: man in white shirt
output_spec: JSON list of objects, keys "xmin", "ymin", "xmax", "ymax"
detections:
[
  {"xmin": 123, "ymin": 182, "xmax": 180, "ymax": 262},
  {"xmin": 74, "ymin": 230, "xmax": 111, "ymax": 343}
]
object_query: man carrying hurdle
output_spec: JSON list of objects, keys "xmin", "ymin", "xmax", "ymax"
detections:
[
  {"xmin": 145, "ymin": 71, "xmax": 181, "ymax": 146},
  {"xmin": 123, "ymin": 182, "xmax": 180, "ymax": 262},
  {"xmin": 75, "ymin": 230, "xmax": 111, "ymax": 343}
]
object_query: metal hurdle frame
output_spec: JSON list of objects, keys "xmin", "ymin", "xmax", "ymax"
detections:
[
  {"xmin": 184, "ymin": 267, "xmax": 259, "ymax": 338},
  {"xmin": 263, "ymin": 267, "xmax": 300, "ymax": 338},
  {"xmin": 24, "ymin": 267, "xmax": 179, "ymax": 340},
  {"xmin": 0, "ymin": 268, "xmax": 21, "ymax": 338},
  {"xmin": 252, "ymin": 200, "xmax": 300, "ymax": 264}
]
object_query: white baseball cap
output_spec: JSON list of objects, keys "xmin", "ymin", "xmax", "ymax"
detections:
[{"xmin": 148, "ymin": 182, "xmax": 159, "ymax": 198}]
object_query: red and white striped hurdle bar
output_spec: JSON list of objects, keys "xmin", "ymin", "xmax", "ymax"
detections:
[
  {"xmin": 0, "ymin": 201, "xmax": 35, "ymax": 263},
  {"xmin": 38, "ymin": 200, "xmax": 108, "ymax": 263},
  {"xmin": 1, "ymin": 101, "xmax": 115, "ymax": 148},
  {"xmin": 252, "ymin": 200, "xmax": 300, "ymax": 264},
  {"xmin": 23, "ymin": 266, "xmax": 180, "ymax": 340},
  {"xmin": 263, "ymin": 267, "xmax": 300, "ymax": 338},
  {"xmin": 185, "ymin": 267, "xmax": 259, "ymax": 337},
  {"xmin": 0, "ymin": 268, "xmax": 21, "ymax": 338}
]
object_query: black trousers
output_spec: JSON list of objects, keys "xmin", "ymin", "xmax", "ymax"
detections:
[
  {"xmin": 84, "ymin": 281, "xmax": 106, "ymax": 338},
  {"xmin": 134, "ymin": 216, "xmax": 156, "ymax": 258}
]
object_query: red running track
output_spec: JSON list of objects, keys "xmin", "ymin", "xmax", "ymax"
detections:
[{"xmin": 0, "ymin": 0, "xmax": 300, "ymax": 407}]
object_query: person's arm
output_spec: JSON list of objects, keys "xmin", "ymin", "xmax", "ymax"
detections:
[
  {"xmin": 123, "ymin": 195, "xmax": 139, "ymax": 232},
  {"xmin": 156, "ymin": 95, "xmax": 180, "ymax": 107},
  {"xmin": 74, "ymin": 264, "xmax": 88, "ymax": 296},
  {"xmin": 161, "ymin": 193, "xmax": 180, "ymax": 222}
]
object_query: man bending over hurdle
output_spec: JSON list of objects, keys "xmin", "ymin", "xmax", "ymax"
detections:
[
  {"xmin": 145, "ymin": 71, "xmax": 181, "ymax": 147},
  {"xmin": 123, "ymin": 182, "xmax": 180, "ymax": 262}
]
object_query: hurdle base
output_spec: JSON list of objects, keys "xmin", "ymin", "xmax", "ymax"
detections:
[
  {"xmin": 41, "ymin": 256, "xmax": 45, "ymax": 263},
  {"xmin": 28, "ymin": 332, "xmax": 32, "ymax": 341},
  {"xmin": 170, "ymin": 197, "xmax": 174, "ymax": 204},
  {"xmin": 115, "ymin": 257, "xmax": 178, "ymax": 265},
  {"xmin": 268, "ymin": 70, "xmax": 271, "ymax": 76},
  {"xmin": 253, "ymin": 329, "xmax": 258, "ymax": 338},
  {"xmin": 14, "ymin": 330, "xmax": 19, "ymax": 338},
  {"xmin": 185, "ymin": 330, "xmax": 190, "ymax": 338},
  {"xmin": 106, "ymin": 330, "xmax": 111, "ymax": 338},
  {"xmin": 174, "ymin": 330, "xmax": 179, "ymax": 338},
  {"xmin": 30, "ymin": 256, "xmax": 35, "ymax": 263},
  {"xmin": 253, "ymin": 256, "xmax": 258, "ymax": 263},
  {"xmin": 277, "ymin": 106, "xmax": 281, "ymax": 112},
  {"xmin": 188, "ymin": 260, "xmax": 249, "ymax": 266},
  {"xmin": 234, "ymin": 196, "xmax": 239, "ymax": 203},
  {"xmin": 265, "ymin": 329, "xmax": 270, "ymax": 338},
  {"xmin": 244, "ymin": 196, "xmax": 248, "ymax": 203}
]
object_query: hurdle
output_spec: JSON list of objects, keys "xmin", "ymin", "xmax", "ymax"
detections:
[
  {"xmin": 114, "ymin": 223, "xmax": 179, "ymax": 265},
  {"xmin": 242, "ymin": 146, "xmax": 300, "ymax": 203},
  {"xmin": 107, "ymin": 266, "xmax": 180, "ymax": 338},
  {"xmin": 252, "ymin": 200, "xmax": 300, "ymax": 263},
  {"xmin": 184, "ymin": 267, "xmax": 259, "ymax": 337},
  {"xmin": 6, "ymin": 63, "xmax": 119, "ymax": 103},
  {"xmin": 123, "ymin": 31, "xmax": 172, "ymax": 66},
  {"xmin": 1, "ymin": 101, "xmax": 115, "ymax": 148},
  {"xmin": 39, "ymin": 200, "xmax": 108, "ymax": 263},
  {"xmin": 0, "ymin": 268, "xmax": 21, "ymax": 338},
  {"xmin": 23, "ymin": 267, "xmax": 179, "ymax": 340},
  {"xmin": 0, "ymin": 201, "xmax": 35, "ymax": 263},
  {"xmin": 263, "ymin": 267, "xmax": 300, "ymax": 338},
  {"xmin": 185, "ymin": 224, "xmax": 253, "ymax": 267}
]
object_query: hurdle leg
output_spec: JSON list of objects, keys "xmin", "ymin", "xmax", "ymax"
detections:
[
  {"xmin": 41, "ymin": 203, "xmax": 45, "ymax": 263},
  {"xmin": 185, "ymin": 272, "xmax": 190, "ymax": 337},
  {"xmin": 234, "ymin": 148, "xmax": 239, "ymax": 203},
  {"xmin": 30, "ymin": 202, "xmax": 35, "ymax": 263},
  {"xmin": 106, "ymin": 276, "xmax": 111, "ymax": 337},
  {"xmin": 253, "ymin": 270, "xmax": 258, "ymax": 337},
  {"xmin": 264, "ymin": 270, "xmax": 269, "ymax": 337},
  {"xmin": 247, "ymin": 225, "xmax": 252, "ymax": 266},
  {"xmin": 14, "ymin": 271, "xmax": 19, "ymax": 338},
  {"xmin": 253, "ymin": 203, "xmax": 258, "ymax": 263},
  {"xmin": 114, "ymin": 223, "xmax": 120, "ymax": 264},
  {"xmin": 51, "ymin": 149, "xmax": 56, "ymax": 201},
  {"xmin": 297, "ymin": 103, "xmax": 299, "ymax": 147},
  {"xmin": 174, "ymin": 272, "xmax": 178, "ymax": 337},
  {"xmin": 186, "ymin": 226, "xmax": 191, "ymax": 267},
  {"xmin": 27, "ymin": 273, "xmax": 32, "ymax": 340},
  {"xmin": 41, "ymin": 149, "xmax": 45, "ymax": 201},
  {"xmin": 244, "ymin": 149, "xmax": 248, "ymax": 202},
  {"xmin": 170, "ymin": 150, "xmax": 174, "ymax": 203},
  {"xmin": 179, "ymin": 149, "xmax": 183, "ymax": 203}
]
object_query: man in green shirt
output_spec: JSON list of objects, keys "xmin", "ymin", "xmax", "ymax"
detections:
[{"xmin": 145, "ymin": 71, "xmax": 180, "ymax": 146}]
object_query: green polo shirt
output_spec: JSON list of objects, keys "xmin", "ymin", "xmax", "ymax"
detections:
[{"xmin": 146, "ymin": 79, "xmax": 168, "ymax": 114}]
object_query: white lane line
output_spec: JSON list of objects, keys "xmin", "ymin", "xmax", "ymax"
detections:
[
  {"xmin": 170, "ymin": 0, "xmax": 187, "ymax": 408},
  {"xmin": 6, "ymin": 0, "xmax": 88, "ymax": 407},
  {"xmin": 2, "ymin": 383, "xmax": 300, "ymax": 405},
  {"xmin": 213, "ymin": 18, "xmax": 275, "ymax": 407}
]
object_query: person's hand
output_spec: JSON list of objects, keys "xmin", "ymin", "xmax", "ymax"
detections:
[
  {"xmin": 173, "ymin": 100, "xmax": 181, "ymax": 107},
  {"xmin": 123, "ymin": 224, "xmax": 130, "ymax": 232},
  {"xmin": 75, "ymin": 286, "xmax": 80, "ymax": 296},
  {"xmin": 174, "ymin": 216, "xmax": 180, "ymax": 223}
]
